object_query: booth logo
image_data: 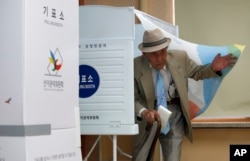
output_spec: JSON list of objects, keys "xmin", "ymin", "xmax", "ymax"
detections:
[
  {"xmin": 44, "ymin": 48, "xmax": 64, "ymax": 92},
  {"xmin": 79, "ymin": 65, "xmax": 100, "ymax": 98},
  {"xmin": 46, "ymin": 48, "xmax": 63, "ymax": 76}
]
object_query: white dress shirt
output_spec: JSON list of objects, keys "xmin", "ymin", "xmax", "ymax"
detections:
[{"xmin": 138, "ymin": 65, "xmax": 172, "ymax": 118}]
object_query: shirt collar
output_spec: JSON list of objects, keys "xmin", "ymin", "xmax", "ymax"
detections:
[{"xmin": 149, "ymin": 63, "xmax": 167, "ymax": 71}]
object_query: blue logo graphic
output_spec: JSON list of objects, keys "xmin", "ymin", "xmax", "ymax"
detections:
[{"xmin": 79, "ymin": 65, "xmax": 100, "ymax": 98}]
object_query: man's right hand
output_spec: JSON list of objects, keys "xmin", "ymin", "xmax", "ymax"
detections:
[{"xmin": 141, "ymin": 110, "xmax": 160, "ymax": 124}]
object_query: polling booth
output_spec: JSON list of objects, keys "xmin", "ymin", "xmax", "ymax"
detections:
[
  {"xmin": 79, "ymin": 5, "xmax": 138, "ymax": 160},
  {"xmin": 0, "ymin": 1, "xmax": 82, "ymax": 161}
]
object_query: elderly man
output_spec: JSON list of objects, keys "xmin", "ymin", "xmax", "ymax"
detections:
[{"xmin": 132, "ymin": 28, "xmax": 236, "ymax": 161}]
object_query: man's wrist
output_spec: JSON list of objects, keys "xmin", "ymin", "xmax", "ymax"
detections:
[
  {"xmin": 141, "ymin": 110, "xmax": 148, "ymax": 119},
  {"xmin": 138, "ymin": 108, "xmax": 147, "ymax": 118}
]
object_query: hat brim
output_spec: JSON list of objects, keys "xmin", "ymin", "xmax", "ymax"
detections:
[{"xmin": 138, "ymin": 38, "xmax": 171, "ymax": 53}]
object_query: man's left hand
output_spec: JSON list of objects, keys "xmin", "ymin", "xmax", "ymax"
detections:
[{"xmin": 211, "ymin": 53, "xmax": 238, "ymax": 72}]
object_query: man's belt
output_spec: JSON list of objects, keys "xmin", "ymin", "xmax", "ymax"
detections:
[
  {"xmin": 154, "ymin": 98, "xmax": 180, "ymax": 108},
  {"xmin": 167, "ymin": 97, "xmax": 180, "ymax": 105}
]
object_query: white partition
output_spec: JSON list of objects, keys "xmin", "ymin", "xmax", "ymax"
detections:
[
  {"xmin": 0, "ymin": 1, "xmax": 81, "ymax": 161},
  {"xmin": 79, "ymin": 5, "xmax": 138, "ymax": 135}
]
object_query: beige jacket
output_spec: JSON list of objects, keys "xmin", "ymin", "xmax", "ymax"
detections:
[{"xmin": 134, "ymin": 49, "xmax": 220, "ymax": 142}]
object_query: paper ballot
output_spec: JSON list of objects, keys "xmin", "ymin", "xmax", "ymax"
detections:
[{"xmin": 158, "ymin": 105, "xmax": 172, "ymax": 129}]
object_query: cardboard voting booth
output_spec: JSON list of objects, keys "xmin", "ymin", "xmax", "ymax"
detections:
[
  {"xmin": 79, "ymin": 5, "xmax": 139, "ymax": 161},
  {"xmin": 0, "ymin": 1, "xmax": 81, "ymax": 161},
  {"xmin": 79, "ymin": 5, "xmax": 138, "ymax": 135}
]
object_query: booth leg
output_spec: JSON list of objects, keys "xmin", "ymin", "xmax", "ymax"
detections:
[
  {"xmin": 108, "ymin": 135, "xmax": 132, "ymax": 160},
  {"xmin": 83, "ymin": 135, "xmax": 102, "ymax": 161},
  {"xmin": 113, "ymin": 135, "xmax": 117, "ymax": 161}
]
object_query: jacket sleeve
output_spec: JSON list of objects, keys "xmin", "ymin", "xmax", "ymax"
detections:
[
  {"xmin": 134, "ymin": 78, "xmax": 145, "ymax": 115},
  {"xmin": 183, "ymin": 51, "xmax": 221, "ymax": 80}
]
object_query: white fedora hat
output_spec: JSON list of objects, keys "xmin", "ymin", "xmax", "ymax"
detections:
[{"xmin": 138, "ymin": 28, "xmax": 171, "ymax": 53}]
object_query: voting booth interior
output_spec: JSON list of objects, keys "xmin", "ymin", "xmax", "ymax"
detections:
[{"xmin": 0, "ymin": 0, "xmax": 82, "ymax": 161}]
